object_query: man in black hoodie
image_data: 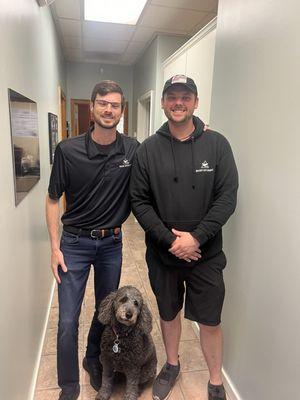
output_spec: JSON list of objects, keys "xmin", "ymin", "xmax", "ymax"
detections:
[{"xmin": 130, "ymin": 75, "xmax": 238, "ymax": 400}]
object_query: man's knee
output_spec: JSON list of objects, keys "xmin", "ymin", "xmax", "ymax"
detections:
[{"xmin": 58, "ymin": 318, "xmax": 79, "ymax": 339}]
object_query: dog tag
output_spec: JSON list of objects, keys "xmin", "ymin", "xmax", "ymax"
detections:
[{"xmin": 113, "ymin": 340, "xmax": 120, "ymax": 353}]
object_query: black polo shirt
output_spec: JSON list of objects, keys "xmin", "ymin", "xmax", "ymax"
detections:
[{"xmin": 48, "ymin": 129, "xmax": 139, "ymax": 229}]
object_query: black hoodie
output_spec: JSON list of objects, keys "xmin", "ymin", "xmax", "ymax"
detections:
[{"xmin": 130, "ymin": 116, "xmax": 238, "ymax": 267}]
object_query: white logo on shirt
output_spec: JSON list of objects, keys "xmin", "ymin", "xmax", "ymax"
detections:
[
  {"xmin": 119, "ymin": 158, "xmax": 131, "ymax": 168},
  {"xmin": 196, "ymin": 160, "xmax": 214, "ymax": 173}
]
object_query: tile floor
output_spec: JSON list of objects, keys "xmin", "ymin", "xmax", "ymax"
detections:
[{"xmin": 34, "ymin": 215, "xmax": 229, "ymax": 400}]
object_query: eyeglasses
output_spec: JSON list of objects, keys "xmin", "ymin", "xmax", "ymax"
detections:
[{"xmin": 95, "ymin": 100, "xmax": 122, "ymax": 110}]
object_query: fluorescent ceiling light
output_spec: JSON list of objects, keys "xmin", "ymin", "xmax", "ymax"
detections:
[{"xmin": 84, "ymin": 0, "xmax": 148, "ymax": 25}]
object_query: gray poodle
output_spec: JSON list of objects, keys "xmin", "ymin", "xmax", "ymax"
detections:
[{"xmin": 96, "ymin": 285, "xmax": 157, "ymax": 400}]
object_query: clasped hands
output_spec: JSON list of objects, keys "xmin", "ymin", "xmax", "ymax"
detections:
[{"xmin": 168, "ymin": 229, "xmax": 201, "ymax": 263}]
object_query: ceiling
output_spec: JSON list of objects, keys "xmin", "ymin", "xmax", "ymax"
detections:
[{"xmin": 50, "ymin": 0, "xmax": 218, "ymax": 66}]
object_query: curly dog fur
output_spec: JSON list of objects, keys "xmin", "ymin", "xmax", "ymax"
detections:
[{"xmin": 96, "ymin": 285, "xmax": 157, "ymax": 400}]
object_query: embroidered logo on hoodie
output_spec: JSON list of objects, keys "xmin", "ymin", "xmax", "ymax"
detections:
[{"xmin": 196, "ymin": 160, "xmax": 214, "ymax": 173}]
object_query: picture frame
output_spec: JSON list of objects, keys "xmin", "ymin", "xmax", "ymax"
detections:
[
  {"xmin": 48, "ymin": 112, "xmax": 58, "ymax": 164},
  {"xmin": 8, "ymin": 89, "xmax": 40, "ymax": 206}
]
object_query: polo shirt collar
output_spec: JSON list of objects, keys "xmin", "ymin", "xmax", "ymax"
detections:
[{"xmin": 86, "ymin": 127, "xmax": 125, "ymax": 159}]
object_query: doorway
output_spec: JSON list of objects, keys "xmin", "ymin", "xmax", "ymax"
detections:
[
  {"xmin": 71, "ymin": 99, "xmax": 91, "ymax": 136},
  {"xmin": 137, "ymin": 90, "xmax": 154, "ymax": 142}
]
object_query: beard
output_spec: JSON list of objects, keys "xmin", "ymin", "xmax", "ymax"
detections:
[
  {"xmin": 93, "ymin": 113, "xmax": 121, "ymax": 130},
  {"xmin": 164, "ymin": 108, "xmax": 194, "ymax": 124}
]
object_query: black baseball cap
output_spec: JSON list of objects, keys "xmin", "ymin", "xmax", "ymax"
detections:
[{"xmin": 162, "ymin": 74, "xmax": 198, "ymax": 96}]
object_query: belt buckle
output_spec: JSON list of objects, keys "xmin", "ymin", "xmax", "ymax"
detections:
[{"xmin": 90, "ymin": 229, "xmax": 101, "ymax": 239}]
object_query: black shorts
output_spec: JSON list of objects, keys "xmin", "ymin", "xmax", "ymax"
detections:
[{"xmin": 146, "ymin": 249, "xmax": 226, "ymax": 326}]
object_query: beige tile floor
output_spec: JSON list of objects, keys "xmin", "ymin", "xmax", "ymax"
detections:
[{"xmin": 34, "ymin": 215, "xmax": 229, "ymax": 400}]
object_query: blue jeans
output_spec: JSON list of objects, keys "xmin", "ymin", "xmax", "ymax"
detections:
[{"xmin": 57, "ymin": 230, "xmax": 122, "ymax": 393}]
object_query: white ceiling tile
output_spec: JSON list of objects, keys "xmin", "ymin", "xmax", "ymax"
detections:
[
  {"xmin": 126, "ymin": 41, "xmax": 148, "ymax": 54},
  {"xmin": 63, "ymin": 35, "xmax": 81, "ymax": 49},
  {"xmin": 83, "ymin": 52, "xmax": 121, "ymax": 65},
  {"xmin": 150, "ymin": 0, "xmax": 218, "ymax": 13},
  {"xmin": 140, "ymin": 5, "xmax": 207, "ymax": 32},
  {"xmin": 82, "ymin": 21, "xmax": 135, "ymax": 41},
  {"xmin": 53, "ymin": 0, "xmax": 81, "ymax": 20},
  {"xmin": 83, "ymin": 37, "xmax": 129, "ymax": 53},
  {"xmin": 131, "ymin": 26, "xmax": 155, "ymax": 42},
  {"xmin": 59, "ymin": 18, "xmax": 81, "ymax": 36},
  {"xmin": 121, "ymin": 52, "xmax": 140, "ymax": 63}
]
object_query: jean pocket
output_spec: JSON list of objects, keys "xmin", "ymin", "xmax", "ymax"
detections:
[{"xmin": 61, "ymin": 230, "xmax": 79, "ymax": 245}]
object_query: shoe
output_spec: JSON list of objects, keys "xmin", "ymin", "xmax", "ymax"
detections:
[
  {"xmin": 208, "ymin": 381, "xmax": 227, "ymax": 400},
  {"xmin": 152, "ymin": 361, "xmax": 180, "ymax": 400},
  {"xmin": 82, "ymin": 356, "xmax": 102, "ymax": 391},
  {"xmin": 58, "ymin": 386, "xmax": 80, "ymax": 400}
]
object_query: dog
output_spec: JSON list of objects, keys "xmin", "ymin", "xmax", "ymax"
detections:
[{"xmin": 96, "ymin": 285, "xmax": 157, "ymax": 400}]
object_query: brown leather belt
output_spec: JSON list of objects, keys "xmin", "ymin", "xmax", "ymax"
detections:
[{"xmin": 63, "ymin": 225, "xmax": 121, "ymax": 239}]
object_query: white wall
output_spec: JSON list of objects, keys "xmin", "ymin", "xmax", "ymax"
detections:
[
  {"xmin": 210, "ymin": 1, "xmax": 300, "ymax": 399},
  {"xmin": 0, "ymin": 1, "xmax": 66, "ymax": 399},
  {"xmin": 66, "ymin": 62, "xmax": 134, "ymax": 134},
  {"xmin": 163, "ymin": 19, "xmax": 216, "ymax": 126}
]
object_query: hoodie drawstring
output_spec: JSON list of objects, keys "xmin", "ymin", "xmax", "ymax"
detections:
[
  {"xmin": 171, "ymin": 135, "xmax": 196, "ymax": 189},
  {"xmin": 171, "ymin": 136, "xmax": 179, "ymax": 183},
  {"xmin": 191, "ymin": 136, "xmax": 196, "ymax": 190}
]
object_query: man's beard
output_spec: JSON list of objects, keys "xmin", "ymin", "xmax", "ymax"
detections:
[
  {"xmin": 93, "ymin": 115, "xmax": 120, "ymax": 130},
  {"xmin": 164, "ymin": 109, "xmax": 193, "ymax": 124}
]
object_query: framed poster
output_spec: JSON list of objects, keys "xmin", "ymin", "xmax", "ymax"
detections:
[
  {"xmin": 8, "ymin": 89, "xmax": 40, "ymax": 206},
  {"xmin": 48, "ymin": 112, "xmax": 58, "ymax": 164}
]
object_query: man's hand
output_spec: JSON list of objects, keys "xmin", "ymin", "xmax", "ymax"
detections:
[
  {"xmin": 169, "ymin": 229, "xmax": 201, "ymax": 263},
  {"xmin": 51, "ymin": 249, "xmax": 67, "ymax": 284}
]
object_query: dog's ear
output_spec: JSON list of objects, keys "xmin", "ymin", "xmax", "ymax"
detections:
[
  {"xmin": 98, "ymin": 291, "xmax": 116, "ymax": 325},
  {"xmin": 137, "ymin": 301, "xmax": 153, "ymax": 334}
]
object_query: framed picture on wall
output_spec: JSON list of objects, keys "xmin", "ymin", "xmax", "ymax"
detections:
[
  {"xmin": 48, "ymin": 112, "xmax": 58, "ymax": 164},
  {"xmin": 8, "ymin": 89, "xmax": 40, "ymax": 206}
]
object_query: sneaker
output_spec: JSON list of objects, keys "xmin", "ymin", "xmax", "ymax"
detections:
[
  {"xmin": 208, "ymin": 381, "xmax": 227, "ymax": 400},
  {"xmin": 152, "ymin": 361, "xmax": 180, "ymax": 400},
  {"xmin": 58, "ymin": 386, "xmax": 80, "ymax": 400},
  {"xmin": 82, "ymin": 356, "xmax": 102, "ymax": 391}
]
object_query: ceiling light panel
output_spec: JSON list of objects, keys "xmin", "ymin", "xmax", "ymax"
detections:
[{"xmin": 85, "ymin": 0, "xmax": 148, "ymax": 25}]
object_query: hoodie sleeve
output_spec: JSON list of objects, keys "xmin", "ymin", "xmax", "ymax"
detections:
[
  {"xmin": 191, "ymin": 138, "xmax": 238, "ymax": 246},
  {"xmin": 130, "ymin": 144, "xmax": 176, "ymax": 249}
]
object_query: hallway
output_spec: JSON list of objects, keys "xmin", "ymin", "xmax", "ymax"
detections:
[{"xmin": 33, "ymin": 215, "xmax": 226, "ymax": 400}]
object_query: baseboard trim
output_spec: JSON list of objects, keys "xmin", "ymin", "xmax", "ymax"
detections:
[
  {"xmin": 28, "ymin": 280, "xmax": 56, "ymax": 400},
  {"xmin": 192, "ymin": 322, "xmax": 242, "ymax": 400},
  {"xmin": 222, "ymin": 367, "xmax": 242, "ymax": 400}
]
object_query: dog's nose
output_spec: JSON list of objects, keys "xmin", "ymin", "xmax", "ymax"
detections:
[{"xmin": 125, "ymin": 311, "xmax": 133, "ymax": 320}]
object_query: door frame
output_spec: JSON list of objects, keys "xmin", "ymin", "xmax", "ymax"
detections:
[
  {"xmin": 58, "ymin": 86, "xmax": 67, "ymax": 140},
  {"xmin": 137, "ymin": 90, "xmax": 154, "ymax": 142}
]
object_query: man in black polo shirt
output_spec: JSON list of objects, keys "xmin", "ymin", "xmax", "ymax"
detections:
[{"xmin": 46, "ymin": 81, "xmax": 139, "ymax": 400}]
